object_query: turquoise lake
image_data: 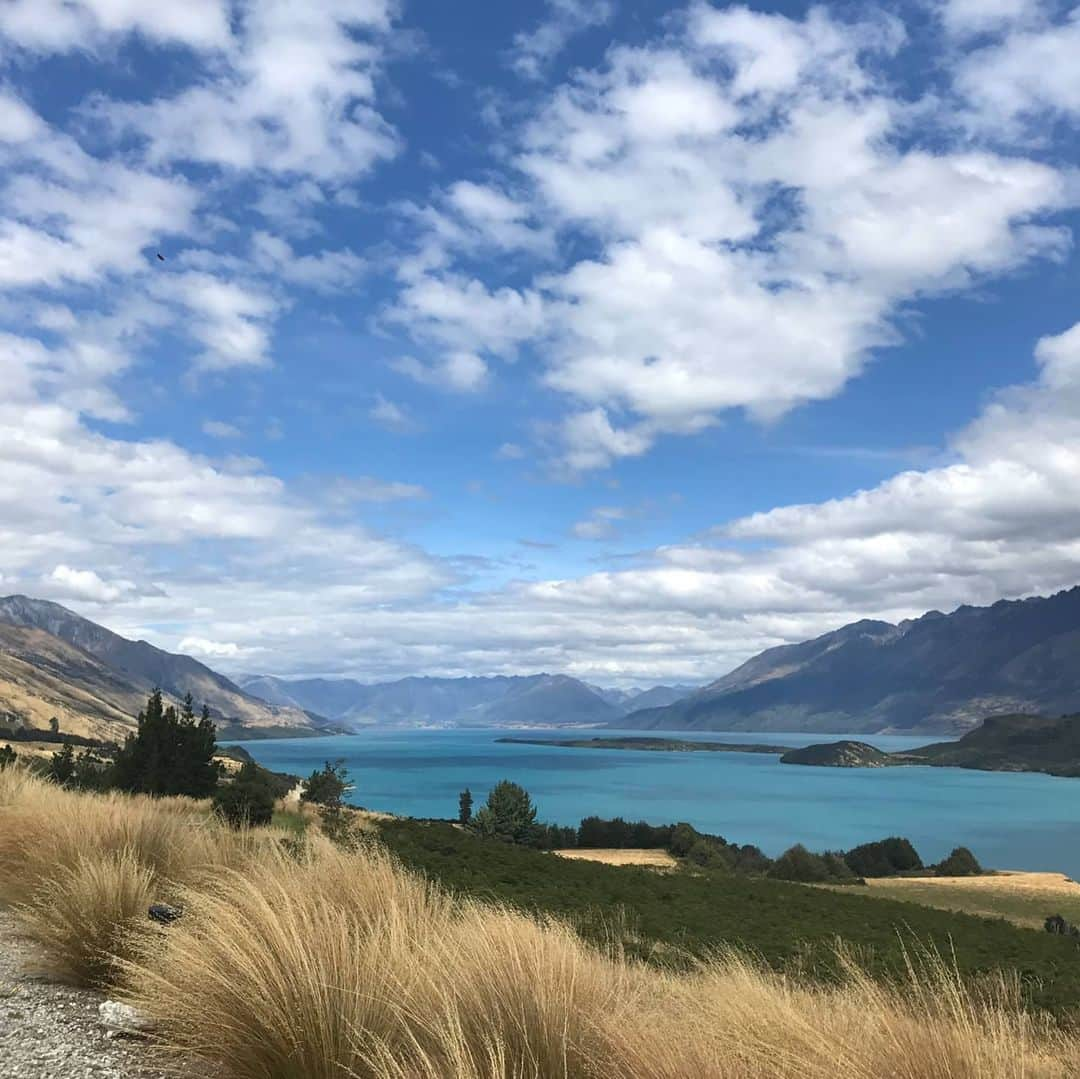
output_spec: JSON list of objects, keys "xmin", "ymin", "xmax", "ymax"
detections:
[{"xmin": 234, "ymin": 729, "xmax": 1080, "ymax": 877}]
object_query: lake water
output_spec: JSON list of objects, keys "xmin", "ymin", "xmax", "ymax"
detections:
[{"xmin": 234, "ymin": 729, "xmax": 1080, "ymax": 878}]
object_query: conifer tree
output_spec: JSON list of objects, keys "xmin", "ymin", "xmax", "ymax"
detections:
[{"xmin": 111, "ymin": 689, "xmax": 219, "ymax": 797}]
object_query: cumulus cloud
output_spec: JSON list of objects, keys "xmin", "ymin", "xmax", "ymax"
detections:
[
  {"xmin": 392, "ymin": 351, "xmax": 488, "ymax": 392},
  {"xmin": 0, "ymin": 0, "xmax": 231, "ymax": 53},
  {"xmin": 90, "ymin": 0, "xmax": 399, "ymax": 181},
  {"xmin": 45, "ymin": 565, "xmax": 135, "ymax": 603},
  {"xmin": 389, "ymin": 4, "xmax": 1073, "ymax": 472},
  {"xmin": 953, "ymin": 6, "xmax": 1080, "ymax": 129},
  {"xmin": 508, "ymin": 0, "xmax": 615, "ymax": 80},
  {"xmin": 178, "ymin": 637, "xmax": 245, "ymax": 659}
]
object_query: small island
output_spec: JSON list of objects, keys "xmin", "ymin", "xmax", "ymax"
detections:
[{"xmin": 779, "ymin": 741, "xmax": 897, "ymax": 768}]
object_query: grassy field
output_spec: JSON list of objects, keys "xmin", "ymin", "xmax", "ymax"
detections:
[
  {"xmin": 4, "ymin": 771, "xmax": 1080, "ymax": 1076},
  {"xmin": 378, "ymin": 818, "xmax": 1080, "ymax": 1013},
  {"xmin": 840, "ymin": 873, "xmax": 1080, "ymax": 931}
]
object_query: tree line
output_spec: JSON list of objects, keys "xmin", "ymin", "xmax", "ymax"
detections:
[{"xmin": 456, "ymin": 781, "xmax": 982, "ymax": 881}]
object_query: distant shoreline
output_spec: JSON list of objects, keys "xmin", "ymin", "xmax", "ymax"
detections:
[{"xmin": 496, "ymin": 735, "xmax": 797, "ymax": 754}]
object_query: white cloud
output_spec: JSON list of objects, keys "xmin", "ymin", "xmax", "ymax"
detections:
[
  {"xmin": 954, "ymin": 8, "xmax": 1080, "ymax": 128},
  {"xmin": 390, "ymin": 5, "xmax": 1072, "ymax": 472},
  {"xmin": 202, "ymin": 420, "xmax": 242, "ymax": 439},
  {"xmin": 0, "ymin": 0, "xmax": 231, "ymax": 53},
  {"xmin": 93, "ymin": 0, "xmax": 399, "ymax": 181},
  {"xmin": 178, "ymin": 636, "xmax": 244, "ymax": 659},
  {"xmin": 164, "ymin": 272, "xmax": 278, "ymax": 371},
  {"xmin": 496, "ymin": 442, "xmax": 525, "ymax": 460},
  {"xmin": 0, "ymin": 99, "xmax": 196, "ymax": 291},
  {"xmin": 45, "ymin": 565, "xmax": 134, "ymax": 603},
  {"xmin": 509, "ymin": 0, "xmax": 615, "ymax": 80},
  {"xmin": 369, "ymin": 393, "xmax": 416, "ymax": 432},
  {"xmin": 572, "ymin": 506, "xmax": 625, "ymax": 540},
  {"xmin": 392, "ymin": 351, "xmax": 488, "ymax": 392},
  {"xmin": 322, "ymin": 477, "xmax": 428, "ymax": 504},
  {"xmin": 939, "ymin": 0, "xmax": 1043, "ymax": 38}
]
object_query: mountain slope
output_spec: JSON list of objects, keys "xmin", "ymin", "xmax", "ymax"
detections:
[
  {"xmin": 621, "ymin": 587, "xmax": 1080, "ymax": 734},
  {"xmin": 240, "ymin": 672, "xmax": 623, "ymax": 727},
  {"xmin": 0, "ymin": 596, "xmax": 321, "ymax": 737},
  {"xmin": 0, "ymin": 624, "xmax": 149, "ymax": 741}
]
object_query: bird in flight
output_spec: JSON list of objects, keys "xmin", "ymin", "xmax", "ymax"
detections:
[{"xmin": 156, "ymin": 252, "xmax": 165, "ymax": 261}]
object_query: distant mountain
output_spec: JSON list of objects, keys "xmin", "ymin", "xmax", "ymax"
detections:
[
  {"xmin": 620, "ymin": 587, "xmax": 1080, "ymax": 734},
  {"xmin": 239, "ymin": 672, "xmax": 627, "ymax": 728},
  {"xmin": 587, "ymin": 684, "xmax": 697, "ymax": 713},
  {"xmin": 0, "ymin": 595, "xmax": 324, "ymax": 739}
]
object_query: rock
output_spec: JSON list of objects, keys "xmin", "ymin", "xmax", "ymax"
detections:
[
  {"xmin": 147, "ymin": 903, "xmax": 181, "ymax": 925},
  {"xmin": 98, "ymin": 1000, "xmax": 152, "ymax": 1036}
]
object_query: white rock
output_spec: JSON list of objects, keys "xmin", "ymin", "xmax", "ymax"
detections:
[{"xmin": 98, "ymin": 1000, "xmax": 151, "ymax": 1035}]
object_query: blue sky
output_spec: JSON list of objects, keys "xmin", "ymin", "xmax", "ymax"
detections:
[{"xmin": 2, "ymin": 0, "xmax": 1080, "ymax": 685}]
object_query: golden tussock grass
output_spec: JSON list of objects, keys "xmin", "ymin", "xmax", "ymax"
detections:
[{"xmin": 2, "ymin": 767, "xmax": 1079, "ymax": 1077}]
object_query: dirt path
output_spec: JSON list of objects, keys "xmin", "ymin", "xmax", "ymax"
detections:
[{"xmin": 0, "ymin": 909, "xmax": 183, "ymax": 1079}]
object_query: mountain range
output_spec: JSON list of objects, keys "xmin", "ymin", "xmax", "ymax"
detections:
[
  {"xmin": 237, "ymin": 673, "xmax": 696, "ymax": 729},
  {"xmin": 620, "ymin": 587, "xmax": 1080, "ymax": 734},
  {"xmin": 0, "ymin": 596, "xmax": 324, "ymax": 740},
  {"xmin": 6, "ymin": 586, "xmax": 1080, "ymax": 740}
]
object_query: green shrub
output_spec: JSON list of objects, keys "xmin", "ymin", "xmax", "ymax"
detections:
[
  {"xmin": 669, "ymin": 822, "xmax": 699, "ymax": 857},
  {"xmin": 213, "ymin": 762, "xmax": 276, "ymax": 828},
  {"xmin": 686, "ymin": 838, "xmax": 730, "ymax": 870},
  {"xmin": 48, "ymin": 742, "xmax": 75, "ymax": 786},
  {"xmin": 300, "ymin": 760, "xmax": 349, "ymax": 806},
  {"xmin": 935, "ymin": 846, "xmax": 982, "ymax": 877},
  {"xmin": 768, "ymin": 844, "xmax": 833, "ymax": 883},
  {"xmin": 844, "ymin": 837, "xmax": 923, "ymax": 878}
]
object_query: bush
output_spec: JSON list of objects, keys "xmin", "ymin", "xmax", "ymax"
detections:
[
  {"xmin": 934, "ymin": 847, "xmax": 982, "ymax": 877},
  {"xmin": 686, "ymin": 838, "xmax": 730, "ymax": 870},
  {"xmin": 844, "ymin": 837, "xmax": 923, "ymax": 878},
  {"xmin": 48, "ymin": 742, "xmax": 75, "ymax": 785},
  {"xmin": 0, "ymin": 744, "xmax": 15, "ymax": 770},
  {"xmin": 768, "ymin": 844, "xmax": 833, "ymax": 883},
  {"xmin": 669, "ymin": 822, "xmax": 700, "ymax": 857},
  {"xmin": 213, "ymin": 763, "xmax": 276, "ymax": 829},
  {"xmin": 470, "ymin": 780, "xmax": 541, "ymax": 846},
  {"xmin": 301, "ymin": 760, "xmax": 349, "ymax": 807}
]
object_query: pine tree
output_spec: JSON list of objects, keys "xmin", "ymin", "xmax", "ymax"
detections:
[
  {"xmin": 458, "ymin": 787, "xmax": 473, "ymax": 825},
  {"xmin": 111, "ymin": 689, "xmax": 219, "ymax": 797},
  {"xmin": 470, "ymin": 780, "xmax": 541, "ymax": 845}
]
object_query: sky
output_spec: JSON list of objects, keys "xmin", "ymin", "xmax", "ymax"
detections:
[{"xmin": 2, "ymin": 0, "xmax": 1080, "ymax": 687}]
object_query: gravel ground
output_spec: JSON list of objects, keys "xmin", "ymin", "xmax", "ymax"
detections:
[{"xmin": 0, "ymin": 909, "xmax": 185, "ymax": 1079}]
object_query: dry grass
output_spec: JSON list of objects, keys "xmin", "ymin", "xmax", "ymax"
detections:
[
  {"xmin": 553, "ymin": 848, "xmax": 678, "ymax": 869},
  {"xmin": 0, "ymin": 766, "xmax": 269, "ymax": 983},
  {"xmin": 834, "ymin": 872, "xmax": 1080, "ymax": 931},
  {"xmin": 3, "ymin": 768, "xmax": 1080, "ymax": 1078}
]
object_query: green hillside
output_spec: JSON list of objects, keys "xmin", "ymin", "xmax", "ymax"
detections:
[{"xmin": 378, "ymin": 818, "xmax": 1080, "ymax": 1013}]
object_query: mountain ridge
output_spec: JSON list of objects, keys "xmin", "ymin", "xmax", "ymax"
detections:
[
  {"xmin": 618, "ymin": 587, "xmax": 1080, "ymax": 734},
  {"xmin": 0, "ymin": 595, "xmax": 323, "ymax": 738},
  {"xmin": 236, "ymin": 672, "xmax": 695, "ymax": 728}
]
